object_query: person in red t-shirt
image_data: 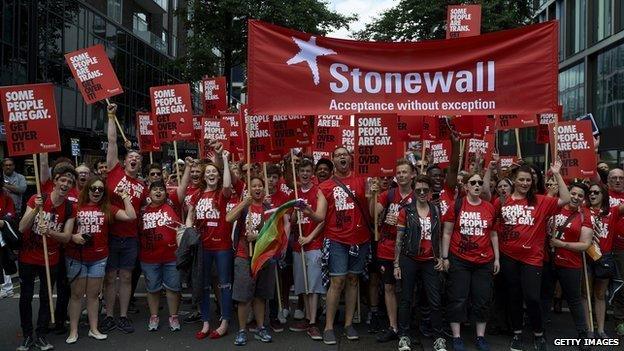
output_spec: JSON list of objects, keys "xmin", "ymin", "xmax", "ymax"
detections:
[
  {"xmin": 102, "ymin": 103, "xmax": 148, "ymax": 334},
  {"xmin": 65, "ymin": 176, "xmax": 136, "ymax": 344},
  {"xmin": 584, "ymin": 182, "xmax": 624, "ymax": 337},
  {"xmin": 144, "ymin": 158, "xmax": 192, "ymax": 213},
  {"xmin": 543, "ymin": 182, "xmax": 592, "ymax": 344},
  {"xmin": 394, "ymin": 175, "xmax": 445, "ymax": 351},
  {"xmin": 183, "ymin": 162, "xmax": 203, "ymax": 214},
  {"xmin": 289, "ymin": 158, "xmax": 327, "ymax": 339},
  {"xmin": 186, "ymin": 154, "xmax": 233, "ymax": 340},
  {"xmin": 139, "ymin": 181, "xmax": 182, "ymax": 333},
  {"xmin": 318, "ymin": 147, "xmax": 369, "ymax": 344},
  {"xmin": 227, "ymin": 176, "xmax": 280, "ymax": 345},
  {"xmin": 17, "ymin": 164, "xmax": 77, "ymax": 351},
  {"xmin": 314, "ymin": 158, "xmax": 333, "ymax": 184},
  {"xmin": 441, "ymin": 171, "xmax": 499, "ymax": 350},
  {"xmin": 368, "ymin": 159, "xmax": 414, "ymax": 343},
  {"xmin": 496, "ymin": 161, "xmax": 570, "ymax": 351}
]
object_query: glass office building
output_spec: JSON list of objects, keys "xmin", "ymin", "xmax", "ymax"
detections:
[{"xmin": 0, "ymin": 0, "xmax": 186, "ymax": 163}]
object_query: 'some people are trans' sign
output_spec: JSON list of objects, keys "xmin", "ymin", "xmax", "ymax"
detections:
[
  {"xmin": 354, "ymin": 114, "xmax": 398, "ymax": 177},
  {"xmin": 149, "ymin": 84, "xmax": 194, "ymax": 144},
  {"xmin": 202, "ymin": 76, "xmax": 227, "ymax": 116},
  {"xmin": 136, "ymin": 112, "xmax": 159, "ymax": 153},
  {"xmin": 446, "ymin": 4, "xmax": 482, "ymax": 39},
  {"xmin": 65, "ymin": 44, "xmax": 123, "ymax": 104},
  {"xmin": 0, "ymin": 83, "xmax": 61, "ymax": 156}
]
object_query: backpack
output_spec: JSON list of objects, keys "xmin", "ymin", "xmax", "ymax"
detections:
[{"xmin": 401, "ymin": 202, "xmax": 441, "ymax": 258}]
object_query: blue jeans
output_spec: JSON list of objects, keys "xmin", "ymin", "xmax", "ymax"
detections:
[{"xmin": 201, "ymin": 249, "xmax": 233, "ymax": 322}]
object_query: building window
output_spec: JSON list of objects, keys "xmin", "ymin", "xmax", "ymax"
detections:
[
  {"xmin": 107, "ymin": 0, "xmax": 122, "ymax": 23},
  {"xmin": 595, "ymin": 42, "xmax": 624, "ymax": 128},
  {"xmin": 592, "ymin": 0, "xmax": 613, "ymax": 43},
  {"xmin": 559, "ymin": 62, "xmax": 585, "ymax": 119},
  {"xmin": 566, "ymin": 0, "xmax": 586, "ymax": 56}
]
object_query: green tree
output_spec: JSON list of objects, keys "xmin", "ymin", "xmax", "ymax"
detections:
[
  {"xmin": 175, "ymin": 0, "xmax": 355, "ymax": 100},
  {"xmin": 355, "ymin": 0, "xmax": 534, "ymax": 41}
]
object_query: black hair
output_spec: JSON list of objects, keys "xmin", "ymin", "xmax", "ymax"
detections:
[
  {"xmin": 529, "ymin": 164, "xmax": 546, "ymax": 195},
  {"xmin": 147, "ymin": 163, "xmax": 162, "ymax": 172},
  {"xmin": 589, "ymin": 181, "xmax": 610, "ymax": 216},
  {"xmin": 52, "ymin": 163, "xmax": 78, "ymax": 181},
  {"xmin": 149, "ymin": 180, "xmax": 166, "ymax": 191},
  {"xmin": 414, "ymin": 175, "xmax": 433, "ymax": 188},
  {"xmin": 298, "ymin": 158, "xmax": 315, "ymax": 170},
  {"xmin": 569, "ymin": 181, "xmax": 589, "ymax": 202},
  {"xmin": 315, "ymin": 158, "xmax": 334, "ymax": 172}
]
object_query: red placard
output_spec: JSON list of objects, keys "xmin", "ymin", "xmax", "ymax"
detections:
[
  {"xmin": 537, "ymin": 106, "xmax": 563, "ymax": 144},
  {"xmin": 202, "ymin": 76, "xmax": 227, "ymax": 116},
  {"xmin": 446, "ymin": 4, "xmax": 482, "ymax": 39},
  {"xmin": 136, "ymin": 112, "xmax": 159, "ymax": 152},
  {"xmin": 0, "ymin": 83, "xmax": 61, "ymax": 156},
  {"xmin": 150, "ymin": 84, "xmax": 194, "ymax": 143},
  {"xmin": 397, "ymin": 116, "xmax": 439, "ymax": 141},
  {"xmin": 499, "ymin": 155, "xmax": 517, "ymax": 169},
  {"xmin": 270, "ymin": 115, "xmax": 314, "ymax": 150},
  {"xmin": 463, "ymin": 134, "xmax": 495, "ymax": 171},
  {"xmin": 64, "ymin": 44, "xmax": 123, "ymax": 104},
  {"xmin": 430, "ymin": 140, "xmax": 452, "ymax": 169},
  {"xmin": 313, "ymin": 115, "xmax": 350, "ymax": 162},
  {"xmin": 243, "ymin": 106, "xmax": 280, "ymax": 163},
  {"xmin": 220, "ymin": 111, "xmax": 244, "ymax": 155},
  {"xmin": 549, "ymin": 120, "xmax": 596, "ymax": 180},
  {"xmin": 248, "ymin": 20, "xmax": 558, "ymax": 115},
  {"xmin": 496, "ymin": 114, "xmax": 539, "ymax": 130},
  {"xmin": 199, "ymin": 117, "xmax": 231, "ymax": 159},
  {"xmin": 354, "ymin": 114, "xmax": 398, "ymax": 177},
  {"xmin": 451, "ymin": 115, "xmax": 493, "ymax": 139}
]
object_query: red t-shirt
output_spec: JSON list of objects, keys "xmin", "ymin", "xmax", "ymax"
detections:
[
  {"xmin": 192, "ymin": 189, "xmax": 232, "ymax": 251},
  {"xmin": 41, "ymin": 180, "xmax": 79, "ymax": 203},
  {"xmin": 227, "ymin": 180, "xmax": 246, "ymax": 213},
  {"xmin": 376, "ymin": 189, "xmax": 414, "ymax": 261},
  {"xmin": 266, "ymin": 182, "xmax": 294, "ymax": 209},
  {"xmin": 444, "ymin": 198, "xmax": 496, "ymax": 264},
  {"xmin": 319, "ymin": 175, "xmax": 370, "ymax": 245},
  {"xmin": 292, "ymin": 185, "xmax": 324, "ymax": 252},
  {"xmin": 397, "ymin": 208, "xmax": 434, "ymax": 261},
  {"xmin": 139, "ymin": 203, "xmax": 180, "ymax": 263},
  {"xmin": 66, "ymin": 203, "xmax": 120, "ymax": 262},
  {"xmin": 184, "ymin": 184, "xmax": 201, "ymax": 214},
  {"xmin": 0, "ymin": 194, "xmax": 16, "ymax": 218},
  {"xmin": 235, "ymin": 203, "xmax": 268, "ymax": 259},
  {"xmin": 552, "ymin": 207, "xmax": 592, "ymax": 269},
  {"xmin": 19, "ymin": 194, "xmax": 75, "ymax": 266},
  {"xmin": 590, "ymin": 206, "xmax": 621, "ymax": 254},
  {"xmin": 609, "ymin": 190, "xmax": 624, "ymax": 250},
  {"xmin": 438, "ymin": 186, "xmax": 455, "ymax": 217},
  {"xmin": 106, "ymin": 163, "xmax": 147, "ymax": 238},
  {"xmin": 495, "ymin": 194, "xmax": 559, "ymax": 266}
]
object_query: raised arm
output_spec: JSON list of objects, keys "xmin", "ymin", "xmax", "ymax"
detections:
[
  {"xmin": 221, "ymin": 153, "xmax": 232, "ymax": 198},
  {"xmin": 176, "ymin": 157, "xmax": 193, "ymax": 203},
  {"xmin": 551, "ymin": 157, "xmax": 571, "ymax": 206},
  {"xmin": 106, "ymin": 104, "xmax": 119, "ymax": 170},
  {"xmin": 481, "ymin": 158, "xmax": 497, "ymax": 202},
  {"xmin": 226, "ymin": 196, "xmax": 252, "ymax": 223},
  {"xmin": 114, "ymin": 190, "xmax": 137, "ymax": 221},
  {"xmin": 39, "ymin": 153, "xmax": 50, "ymax": 184}
]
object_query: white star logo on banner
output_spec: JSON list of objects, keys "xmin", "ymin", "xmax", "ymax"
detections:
[{"xmin": 286, "ymin": 36, "xmax": 336, "ymax": 85}]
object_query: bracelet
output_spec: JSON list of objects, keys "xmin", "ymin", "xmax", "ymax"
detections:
[{"xmin": 442, "ymin": 256, "xmax": 448, "ymax": 260}]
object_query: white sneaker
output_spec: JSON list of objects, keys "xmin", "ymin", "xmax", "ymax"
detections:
[
  {"xmin": 65, "ymin": 334, "xmax": 78, "ymax": 344},
  {"xmin": 433, "ymin": 337, "xmax": 447, "ymax": 351},
  {"xmin": 398, "ymin": 336, "xmax": 411, "ymax": 351},
  {"xmin": 293, "ymin": 309, "xmax": 305, "ymax": 320},
  {"xmin": 148, "ymin": 316, "xmax": 159, "ymax": 331},
  {"xmin": 0, "ymin": 290, "xmax": 14, "ymax": 298}
]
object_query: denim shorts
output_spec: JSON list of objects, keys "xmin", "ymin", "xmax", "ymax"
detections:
[
  {"xmin": 327, "ymin": 240, "xmax": 370, "ymax": 276},
  {"xmin": 106, "ymin": 236, "xmax": 138, "ymax": 272},
  {"xmin": 66, "ymin": 257, "xmax": 107, "ymax": 279},
  {"xmin": 141, "ymin": 261, "xmax": 181, "ymax": 293}
]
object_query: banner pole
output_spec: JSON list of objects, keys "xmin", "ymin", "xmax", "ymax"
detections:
[
  {"xmin": 290, "ymin": 149, "xmax": 309, "ymax": 294},
  {"xmin": 582, "ymin": 253, "xmax": 594, "ymax": 332},
  {"xmin": 74, "ymin": 155, "xmax": 78, "ymax": 166},
  {"xmin": 262, "ymin": 162, "xmax": 269, "ymax": 197},
  {"xmin": 458, "ymin": 139, "xmax": 466, "ymax": 171},
  {"xmin": 420, "ymin": 142, "xmax": 427, "ymax": 174},
  {"xmin": 544, "ymin": 144, "xmax": 549, "ymax": 174},
  {"xmin": 374, "ymin": 188, "xmax": 379, "ymax": 241},
  {"xmin": 246, "ymin": 122, "xmax": 253, "ymax": 257},
  {"xmin": 32, "ymin": 153, "xmax": 55, "ymax": 324},
  {"xmin": 514, "ymin": 128, "xmax": 522, "ymax": 160},
  {"xmin": 173, "ymin": 141, "xmax": 181, "ymax": 186},
  {"xmin": 274, "ymin": 265, "xmax": 283, "ymax": 313},
  {"xmin": 105, "ymin": 98, "xmax": 129, "ymax": 144}
]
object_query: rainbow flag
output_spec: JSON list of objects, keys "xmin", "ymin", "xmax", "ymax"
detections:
[{"xmin": 251, "ymin": 199, "xmax": 297, "ymax": 278}]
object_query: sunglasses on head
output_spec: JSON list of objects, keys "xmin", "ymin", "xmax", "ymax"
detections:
[
  {"xmin": 589, "ymin": 190, "xmax": 601, "ymax": 196},
  {"xmin": 415, "ymin": 188, "xmax": 430, "ymax": 194},
  {"xmin": 89, "ymin": 186, "xmax": 105, "ymax": 193},
  {"xmin": 469, "ymin": 180, "xmax": 484, "ymax": 186}
]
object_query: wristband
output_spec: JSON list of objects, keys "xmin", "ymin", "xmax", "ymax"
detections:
[{"xmin": 442, "ymin": 257, "xmax": 448, "ymax": 260}]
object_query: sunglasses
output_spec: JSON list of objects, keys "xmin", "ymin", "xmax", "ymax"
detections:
[
  {"xmin": 150, "ymin": 172, "xmax": 162, "ymax": 176},
  {"xmin": 589, "ymin": 190, "xmax": 601, "ymax": 196},
  {"xmin": 89, "ymin": 186, "xmax": 105, "ymax": 193},
  {"xmin": 469, "ymin": 180, "xmax": 484, "ymax": 186},
  {"xmin": 415, "ymin": 188, "xmax": 430, "ymax": 194}
]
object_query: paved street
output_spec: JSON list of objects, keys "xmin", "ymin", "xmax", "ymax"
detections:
[{"xmin": 1, "ymin": 276, "xmax": 622, "ymax": 351}]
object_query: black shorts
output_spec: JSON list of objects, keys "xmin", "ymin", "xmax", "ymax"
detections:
[{"xmin": 106, "ymin": 236, "xmax": 138, "ymax": 272}]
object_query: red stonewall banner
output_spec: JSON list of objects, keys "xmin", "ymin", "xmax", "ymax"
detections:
[
  {"xmin": 270, "ymin": 115, "xmax": 314, "ymax": 150},
  {"xmin": 220, "ymin": 112, "xmax": 245, "ymax": 155},
  {"xmin": 313, "ymin": 115, "xmax": 350, "ymax": 162},
  {"xmin": 496, "ymin": 114, "xmax": 539, "ymax": 130},
  {"xmin": 354, "ymin": 114, "xmax": 398, "ymax": 177},
  {"xmin": 537, "ymin": 106, "xmax": 562, "ymax": 144},
  {"xmin": 446, "ymin": 4, "xmax": 482, "ymax": 39},
  {"xmin": 243, "ymin": 107, "xmax": 281, "ymax": 163},
  {"xmin": 150, "ymin": 84, "xmax": 194, "ymax": 143},
  {"xmin": 0, "ymin": 83, "xmax": 61, "ymax": 156},
  {"xmin": 64, "ymin": 44, "xmax": 123, "ymax": 104},
  {"xmin": 202, "ymin": 76, "xmax": 227, "ymax": 116},
  {"xmin": 549, "ymin": 120, "xmax": 596, "ymax": 180},
  {"xmin": 248, "ymin": 20, "xmax": 558, "ymax": 116},
  {"xmin": 136, "ymin": 112, "xmax": 159, "ymax": 152},
  {"xmin": 199, "ymin": 118, "xmax": 231, "ymax": 159},
  {"xmin": 464, "ymin": 135, "xmax": 495, "ymax": 171},
  {"xmin": 398, "ymin": 116, "xmax": 439, "ymax": 141},
  {"xmin": 430, "ymin": 140, "xmax": 452, "ymax": 169}
]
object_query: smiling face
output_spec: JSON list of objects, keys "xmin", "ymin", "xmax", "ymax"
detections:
[
  {"xmin": 514, "ymin": 170, "xmax": 533, "ymax": 196},
  {"xmin": 124, "ymin": 151, "xmax": 142, "ymax": 176},
  {"xmin": 190, "ymin": 164, "xmax": 202, "ymax": 186},
  {"xmin": 569, "ymin": 186, "xmax": 586, "ymax": 209},
  {"xmin": 96, "ymin": 161, "xmax": 108, "ymax": 176},
  {"xmin": 427, "ymin": 168, "xmax": 444, "ymax": 192},
  {"xmin": 204, "ymin": 165, "xmax": 220, "ymax": 188},
  {"xmin": 54, "ymin": 174, "xmax": 75, "ymax": 198},
  {"xmin": 298, "ymin": 164, "xmax": 314, "ymax": 186},
  {"xmin": 250, "ymin": 178, "xmax": 265, "ymax": 202},
  {"xmin": 588, "ymin": 184, "xmax": 603, "ymax": 207},
  {"xmin": 88, "ymin": 180, "xmax": 105, "ymax": 203},
  {"xmin": 149, "ymin": 185, "xmax": 166, "ymax": 205},
  {"xmin": 315, "ymin": 163, "xmax": 331, "ymax": 182},
  {"xmin": 332, "ymin": 148, "xmax": 351, "ymax": 174},
  {"xmin": 465, "ymin": 174, "xmax": 483, "ymax": 198},
  {"xmin": 608, "ymin": 169, "xmax": 624, "ymax": 192}
]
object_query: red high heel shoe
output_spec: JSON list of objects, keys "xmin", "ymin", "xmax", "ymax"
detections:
[
  {"xmin": 195, "ymin": 329, "xmax": 211, "ymax": 340},
  {"xmin": 209, "ymin": 329, "xmax": 228, "ymax": 339}
]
